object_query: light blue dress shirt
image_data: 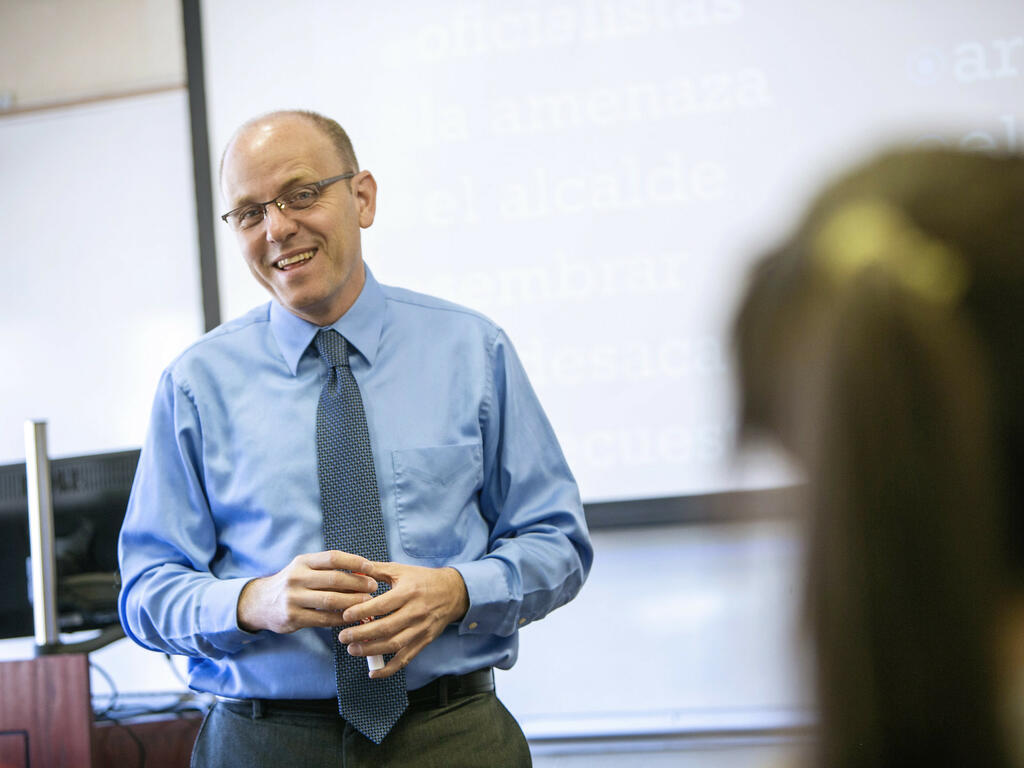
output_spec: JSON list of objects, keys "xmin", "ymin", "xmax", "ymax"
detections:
[{"xmin": 118, "ymin": 266, "xmax": 592, "ymax": 696}]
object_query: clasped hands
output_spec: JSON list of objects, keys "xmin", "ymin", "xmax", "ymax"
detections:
[{"xmin": 237, "ymin": 550, "xmax": 469, "ymax": 679}]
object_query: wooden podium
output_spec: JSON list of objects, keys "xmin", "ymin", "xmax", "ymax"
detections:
[{"xmin": 0, "ymin": 654, "xmax": 201, "ymax": 768}]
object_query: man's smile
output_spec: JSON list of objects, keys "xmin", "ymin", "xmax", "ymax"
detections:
[{"xmin": 274, "ymin": 249, "xmax": 315, "ymax": 270}]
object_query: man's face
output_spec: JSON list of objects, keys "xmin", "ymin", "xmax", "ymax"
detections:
[{"xmin": 220, "ymin": 116, "xmax": 376, "ymax": 326}]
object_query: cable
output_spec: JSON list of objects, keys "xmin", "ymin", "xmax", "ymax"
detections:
[
  {"xmin": 89, "ymin": 658, "xmax": 210, "ymax": 767},
  {"xmin": 90, "ymin": 658, "xmax": 119, "ymax": 719},
  {"xmin": 92, "ymin": 690, "xmax": 213, "ymax": 722},
  {"xmin": 111, "ymin": 720, "xmax": 147, "ymax": 768}
]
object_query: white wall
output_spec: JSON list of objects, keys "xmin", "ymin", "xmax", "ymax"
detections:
[
  {"xmin": 0, "ymin": 92, "xmax": 204, "ymax": 464},
  {"xmin": 0, "ymin": 0, "xmax": 184, "ymax": 108},
  {"xmin": 498, "ymin": 520, "xmax": 811, "ymax": 739}
]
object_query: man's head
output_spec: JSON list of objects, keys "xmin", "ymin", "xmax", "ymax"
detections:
[{"xmin": 220, "ymin": 110, "xmax": 377, "ymax": 326}]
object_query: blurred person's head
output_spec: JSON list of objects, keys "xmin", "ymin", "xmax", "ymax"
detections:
[{"xmin": 733, "ymin": 148, "xmax": 1024, "ymax": 768}]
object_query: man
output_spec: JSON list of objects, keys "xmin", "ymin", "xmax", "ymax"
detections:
[{"xmin": 117, "ymin": 110, "xmax": 592, "ymax": 767}]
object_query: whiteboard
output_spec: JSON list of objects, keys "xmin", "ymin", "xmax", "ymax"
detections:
[{"xmin": 200, "ymin": 1, "xmax": 1024, "ymax": 502}]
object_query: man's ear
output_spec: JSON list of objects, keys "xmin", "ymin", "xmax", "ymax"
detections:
[{"xmin": 354, "ymin": 170, "xmax": 377, "ymax": 228}]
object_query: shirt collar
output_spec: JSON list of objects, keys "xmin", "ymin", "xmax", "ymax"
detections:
[{"xmin": 270, "ymin": 264, "xmax": 386, "ymax": 375}]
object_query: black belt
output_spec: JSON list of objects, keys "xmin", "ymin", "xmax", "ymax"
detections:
[{"xmin": 220, "ymin": 668, "xmax": 495, "ymax": 718}]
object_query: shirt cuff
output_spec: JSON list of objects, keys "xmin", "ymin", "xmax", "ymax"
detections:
[
  {"xmin": 451, "ymin": 557, "xmax": 518, "ymax": 638},
  {"xmin": 198, "ymin": 576, "xmax": 266, "ymax": 655}
]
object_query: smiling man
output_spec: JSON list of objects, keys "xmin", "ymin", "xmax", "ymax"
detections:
[{"xmin": 118, "ymin": 110, "xmax": 592, "ymax": 768}]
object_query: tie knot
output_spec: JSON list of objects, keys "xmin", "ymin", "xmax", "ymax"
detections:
[{"xmin": 315, "ymin": 329, "xmax": 350, "ymax": 368}]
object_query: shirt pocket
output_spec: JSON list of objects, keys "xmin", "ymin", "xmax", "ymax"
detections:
[{"xmin": 392, "ymin": 443, "xmax": 483, "ymax": 558}]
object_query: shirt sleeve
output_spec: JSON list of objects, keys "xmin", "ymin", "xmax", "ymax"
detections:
[
  {"xmin": 453, "ymin": 328, "xmax": 594, "ymax": 638},
  {"xmin": 118, "ymin": 368, "xmax": 263, "ymax": 659}
]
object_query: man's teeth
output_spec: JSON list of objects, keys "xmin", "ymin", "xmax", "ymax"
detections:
[{"xmin": 276, "ymin": 250, "xmax": 314, "ymax": 268}]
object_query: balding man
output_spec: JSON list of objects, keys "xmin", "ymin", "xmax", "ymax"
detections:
[{"xmin": 118, "ymin": 110, "xmax": 592, "ymax": 768}]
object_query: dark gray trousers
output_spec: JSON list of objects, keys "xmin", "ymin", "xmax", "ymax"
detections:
[{"xmin": 190, "ymin": 690, "xmax": 532, "ymax": 767}]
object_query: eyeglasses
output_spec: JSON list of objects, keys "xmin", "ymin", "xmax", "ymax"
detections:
[{"xmin": 220, "ymin": 173, "xmax": 356, "ymax": 231}]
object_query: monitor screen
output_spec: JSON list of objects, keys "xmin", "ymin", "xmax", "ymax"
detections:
[{"xmin": 0, "ymin": 449, "xmax": 138, "ymax": 640}]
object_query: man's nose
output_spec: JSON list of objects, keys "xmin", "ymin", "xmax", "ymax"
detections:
[{"xmin": 264, "ymin": 203, "xmax": 298, "ymax": 242}]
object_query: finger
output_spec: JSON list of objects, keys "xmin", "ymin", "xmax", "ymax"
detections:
[
  {"xmin": 339, "ymin": 610, "xmax": 406, "ymax": 646},
  {"xmin": 346, "ymin": 613, "xmax": 435, "ymax": 662},
  {"xmin": 353, "ymin": 559, "xmax": 402, "ymax": 583},
  {"xmin": 369, "ymin": 640, "xmax": 423, "ymax": 680},
  {"xmin": 342, "ymin": 587, "xmax": 405, "ymax": 624},
  {"xmin": 302, "ymin": 550, "xmax": 374, "ymax": 573},
  {"xmin": 282, "ymin": 606, "xmax": 359, "ymax": 632},
  {"xmin": 302, "ymin": 568, "xmax": 377, "ymax": 594},
  {"xmin": 347, "ymin": 635, "xmax": 409, "ymax": 661},
  {"xmin": 294, "ymin": 588, "xmax": 374, "ymax": 614},
  {"xmin": 368, "ymin": 656, "xmax": 407, "ymax": 679}
]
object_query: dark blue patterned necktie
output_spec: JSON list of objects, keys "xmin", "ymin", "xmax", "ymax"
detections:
[{"xmin": 314, "ymin": 328, "xmax": 408, "ymax": 744}]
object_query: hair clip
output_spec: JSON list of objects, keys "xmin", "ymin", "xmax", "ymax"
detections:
[{"xmin": 812, "ymin": 199, "xmax": 969, "ymax": 304}]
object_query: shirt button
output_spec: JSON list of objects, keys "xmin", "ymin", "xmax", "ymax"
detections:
[
  {"xmin": 468, "ymin": 622, "xmax": 478, "ymax": 630},
  {"xmin": 518, "ymin": 618, "xmax": 527, "ymax": 626}
]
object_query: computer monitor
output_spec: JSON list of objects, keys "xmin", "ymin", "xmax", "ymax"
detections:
[{"xmin": 0, "ymin": 449, "xmax": 139, "ymax": 640}]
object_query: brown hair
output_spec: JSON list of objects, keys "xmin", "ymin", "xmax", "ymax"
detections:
[{"xmin": 734, "ymin": 148, "xmax": 1024, "ymax": 768}]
